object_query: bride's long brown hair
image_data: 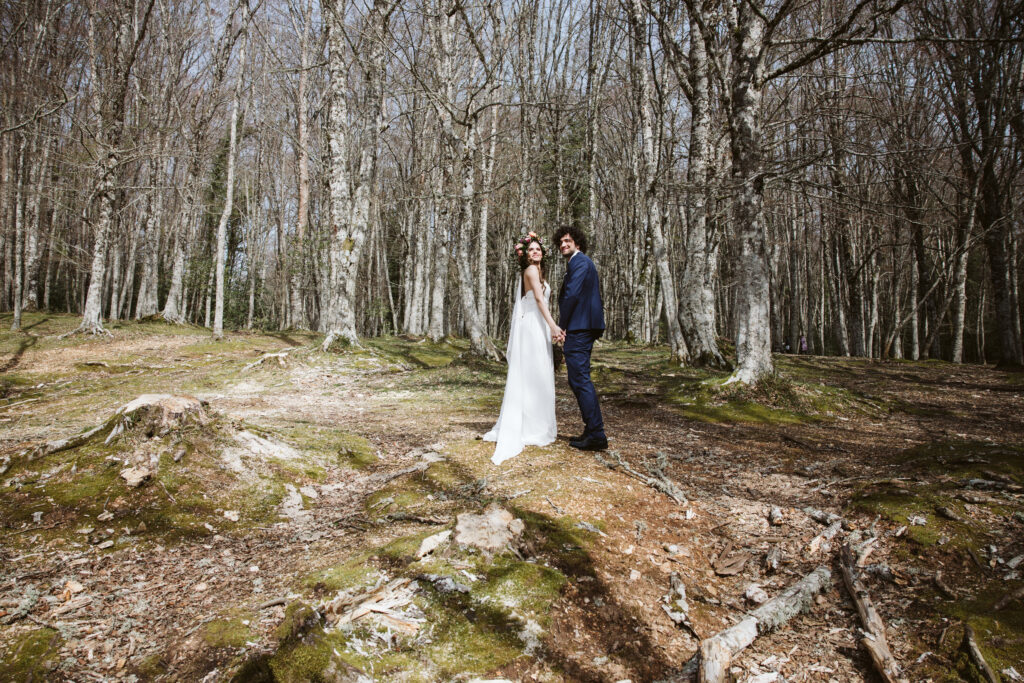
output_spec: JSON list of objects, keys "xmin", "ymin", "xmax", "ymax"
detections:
[{"xmin": 515, "ymin": 234, "xmax": 547, "ymax": 294}]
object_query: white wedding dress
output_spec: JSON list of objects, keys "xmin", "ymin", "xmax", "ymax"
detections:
[{"xmin": 484, "ymin": 282, "xmax": 557, "ymax": 465}]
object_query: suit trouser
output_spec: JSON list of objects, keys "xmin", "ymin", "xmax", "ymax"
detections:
[{"xmin": 563, "ymin": 330, "xmax": 605, "ymax": 438}]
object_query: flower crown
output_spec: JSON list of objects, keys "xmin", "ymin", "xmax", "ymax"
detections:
[{"xmin": 513, "ymin": 232, "xmax": 544, "ymax": 260}]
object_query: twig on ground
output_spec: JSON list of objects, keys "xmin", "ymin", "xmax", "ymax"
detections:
[
  {"xmin": 544, "ymin": 496, "xmax": 564, "ymax": 515},
  {"xmin": 595, "ymin": 451, "xmax": 687, "ymax": 505}
]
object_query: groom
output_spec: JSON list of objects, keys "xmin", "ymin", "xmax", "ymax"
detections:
[{"xmin": 554, "ymin": 226, "xmax": 608, "ymax": 451}]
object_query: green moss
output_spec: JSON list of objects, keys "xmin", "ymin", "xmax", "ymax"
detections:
[
  {"xmin": 274, "ymin": 602, "xmax": 320, "ymax": 644},
  {"xmin": 300, "ymin": 553, "xmax": 379, "ymax": 594},
  {"xmin": 848, "ymin": 482, "xmax": 992, "ymax": 550},
  {"xmin": 133, "ymin": 652, "xmax": 169, "ymax": 678},
  {"xmin": 0, "ymin": 628, "xmax": 63, "ymax": 680},
  {"xmin": 937, "ymin": 583, "xmax": 1024, "ymax": 676},
  {"xmin": 415, "ymin": 586, "xmax": 525, "ymax": 676},
  {"xmin": 273, "ymin": 423, "xmax": 377, "ymax": 470},
  {"xmin": 267, "ymin": 631, "xmax": 338, "ymax": 682},
  {"xmin": 474, "ymin": 556, "xmax": 566, "ymax": 627},
  {"xmin": 202, "ymin": 617, "xmax": 254, "ymax": 649}
]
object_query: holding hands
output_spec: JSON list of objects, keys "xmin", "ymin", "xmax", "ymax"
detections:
[{"xmin": 551, "ymin": 325, "xmax": 565, "ymax": 345}]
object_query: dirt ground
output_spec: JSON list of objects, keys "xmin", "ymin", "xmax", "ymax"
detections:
[{"xmin": 1, "ymin": 313, "xmax": 1023, "ymax": 682}]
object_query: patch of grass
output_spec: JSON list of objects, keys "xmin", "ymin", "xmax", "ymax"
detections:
[{"xmin": 0, "ymin": 628, "xmax": 63, "ymax": 680}]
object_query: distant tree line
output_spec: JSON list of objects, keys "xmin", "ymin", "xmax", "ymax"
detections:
[{"xmin": 2, "ymin": 0, "xmax": 1022, "ymax": 381}]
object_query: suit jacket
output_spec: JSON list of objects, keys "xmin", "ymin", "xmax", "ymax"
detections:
[{"xmin": 558, "ymin": 251, "xmax": 605, "ymax": 335}]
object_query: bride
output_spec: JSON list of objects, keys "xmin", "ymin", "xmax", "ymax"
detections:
[{"xmin": 484, "ymin": 232, "xmax": 562, "ymax": 465}]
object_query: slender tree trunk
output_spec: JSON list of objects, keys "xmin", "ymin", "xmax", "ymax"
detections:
[
  {"xmin": 629, "ymin": 0, "xmax": 687, "ymax": 362},
  {"xmin": 213, "ymin": 13, "xmax": 248, "ymax": 339},
  {"xmin": 678, "ymin": 16, "xmax": 726, "ymax": 368},
  {"xmin": 10, "ymin": 137, "xmax": 25, "ymax": 330},
  {"xmin": 290, "ymin": 0, "xmax": 312, "ymax": 329},
  {"xmin": 321, "ymin": 0, "xmax": 392, "ymax": 349},
  {"xmin": 23, "ymin": 132, "xmax": 50, "ymax": 311},
  {"xmin": 725, "ymin": 0, "xmax": 773, "ymax": 383}
]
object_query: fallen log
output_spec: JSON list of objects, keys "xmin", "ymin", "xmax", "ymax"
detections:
[
  {"xmin": 658, "ymin": 566, "xmax": 831, "ymax": 682},
  {"xmin": 839, "ymin": 543, "xmax": 906, "ymax": 683}
]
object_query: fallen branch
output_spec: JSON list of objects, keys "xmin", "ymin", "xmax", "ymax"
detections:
[
  {"xmin": 258, "ymin": 597, "xmax": 289, "ymax": 609},
  {"xmin": 933, "ymin": 571, "xmax": 956, "ymax": 600},
  {"xmin": 383, "ymin": 512, "xmax": 449, "ymax": 525},
  {"xmin": 660, "ymin": 566, "xmax": 831, "ymax": 682},
  {"xmin": 242, "ymin": 349, "xmax": 297, "ymax": 372},
  {"xmin": 961, "ymin": 624, "xmax": 998, "ymax": 683},
  {"xmin": 806, "ymin": 519, "xmax": 843, "ymax": 555},
  {"xmin": 839, "ymin": 543, "xmax": 906, "ymax": 683},
  {"xmin": 595, "ymin": 451, "xmax": 687, "ymax": 505}
]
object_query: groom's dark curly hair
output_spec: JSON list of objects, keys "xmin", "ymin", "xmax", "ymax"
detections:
[{"xmin": 553, "ymin": 224, "xmax": 588, "ymax": 253}]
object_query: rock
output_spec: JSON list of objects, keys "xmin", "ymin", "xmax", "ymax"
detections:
[
  {"xmin": 908, "ymin": 515, "xmax": 927, "ymax": 526},
  {"xmin": 299, "ymin": 485, "xmax": 319, "ymax": 499},
  {"xmin": 97, "ymin": 510, "xmax": 114, "ymax": 521},
  {"xmin": 119, "ymin": 467, "xmax": 152, "ymax": 488},
  {"xmin": 224, "ymin": 510, "xmax": 240, "ymax": 522},
  {"xmin": 416, "ymin": 530, "xmax": 452, "ymax": 558},
  {"xmin": 97, "ymin": 540, "xmax": 114, "ymax": 550},
  {"xmin": 137, "ymin": 521, "xmax": 147, "ymax": 533},
  {"xmin": 422, "ymin": 574, "xmax": 471, "ymax": 593},
  {"xmin": 454, "ymin": 505, "xmax": 524, "ymax": 552},
  {"xmin": 421, "ymin": 451, "xmax": 446, "ymax": 463},
  {"xmin": 629, "ymin": 569, "xmax": 642, "ymax": 582},
  {"xmin": 32, "ymin": 511, "xmax": 43, "ymax": 523},
  {"xmin": 194, "ymin": 582, "xmax": 208, "ymax": 592},
  {"xmin": 744, "ymin": 583, "xmax": 769, "ymax": 605},
  {"xmin": 1007, "ymin": 555, "xmax": 1024, "ymax": 569},
  {"xmin": 280, "ymin": 484, "xmax": 310, "ymax": 523},
  {"xmin": 768, "ymin": 506, "xmax": 784, "ymax": 526}
]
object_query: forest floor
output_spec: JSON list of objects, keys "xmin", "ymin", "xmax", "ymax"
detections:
[{"xmin": 1, "ymin": 312, "xmax": 1023, "ymax": 683}]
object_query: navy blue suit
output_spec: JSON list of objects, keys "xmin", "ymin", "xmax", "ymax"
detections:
[{"xmin": 558, "ymin": 251, "xmax": 606, "ymax": 440}]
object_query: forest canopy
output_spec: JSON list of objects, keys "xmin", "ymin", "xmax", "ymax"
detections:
[{"xmin": 3, "ymin": 0, "xmax": 1023, "ymax": 380}]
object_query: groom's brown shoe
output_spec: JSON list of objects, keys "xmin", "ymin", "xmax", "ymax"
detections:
[{"xmin": 570, "ymin": 435, "xmax": 608, "ymax": 451}]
